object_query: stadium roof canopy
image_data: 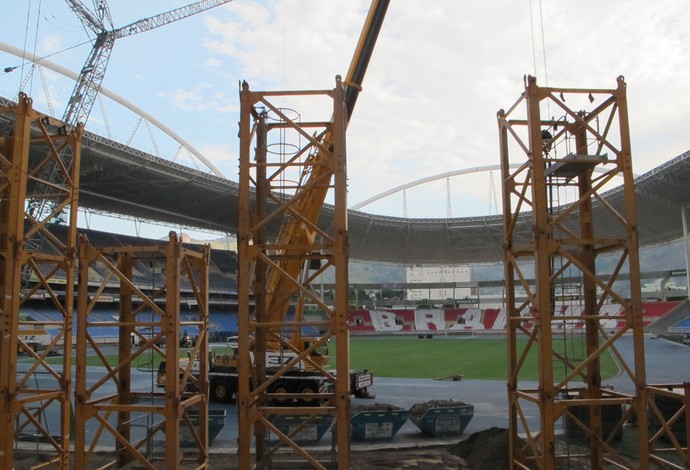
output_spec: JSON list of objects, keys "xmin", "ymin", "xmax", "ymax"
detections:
[{"xmin": 2, "ymin": 97, "xmax": 690, "ymax": 265}]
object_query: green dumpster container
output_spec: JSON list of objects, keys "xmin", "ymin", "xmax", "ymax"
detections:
[
  {"xmin": 268, "ymin": 414, "xmax": 333, "ymax": 444},
  {"xmin": 351, "ymin": 409, "xmax": 409, "ymax": 441},
  {"xmin": 180, "ymin": 408, "xmax": 226, "ymax": 446},
  {"xmin": 649, "ymin": 393, "xmax": 687, "ymax": 445},
  {"xmin": 409, "ymin": 404, "xmax": 474, "ymax": 437}
]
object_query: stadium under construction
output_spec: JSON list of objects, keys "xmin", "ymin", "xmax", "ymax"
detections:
[{"xmin": 4, "ymin": 1, "xmax": 690, "ymax": 470}]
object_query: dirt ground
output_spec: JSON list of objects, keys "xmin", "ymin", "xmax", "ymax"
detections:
[
  {"xmin": 204, "ymin": 428, "xmax": 512, "ymax": 469},
  {"xmin": 12, "ymin": 428, "xmax": 511, "ymax": 469},
  {"xmin": 352, "ymin": 427, "xmax": 513, "ymax": 470},
  {"xmin": 206, "ymin": 445, "xmax": 470, "ymax": 469},
  {"xmin": 15, "ymin": 427, "xmax": 647, "ymax": 469}
]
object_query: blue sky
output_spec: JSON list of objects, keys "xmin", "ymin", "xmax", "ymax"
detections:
[{"xmin": 2, "ymin": 1, "xmax": 690, "ymax": 240}]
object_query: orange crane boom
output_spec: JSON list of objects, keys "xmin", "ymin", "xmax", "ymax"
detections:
[{"xmin": 264, "ymin": 0, "xmax": 391, "ymax": 339}]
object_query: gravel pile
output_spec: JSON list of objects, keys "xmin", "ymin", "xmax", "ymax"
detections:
[{"xmin": 409, "ymin": 399, "xmax": 468, "ymax": 417}]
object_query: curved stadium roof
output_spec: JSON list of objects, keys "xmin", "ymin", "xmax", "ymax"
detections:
[{"xmin": 2, "ymin": 96, "xmax": 689, "ymax": 265}]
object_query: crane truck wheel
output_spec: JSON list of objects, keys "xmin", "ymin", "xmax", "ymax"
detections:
[
  {"xmin": 269, "ymin": 383, "xmax": 292, "ymax": 405},
  {"xmin": 212, "ymin": 381, "xmax": 233, "ymax": 403},
  {"xmin": 297, "ymin": 385, "xmax": 317, "ymax": 405},
  {"xmin": 17, "ymin": 343, "xmax": 35, "ymax": 354}
]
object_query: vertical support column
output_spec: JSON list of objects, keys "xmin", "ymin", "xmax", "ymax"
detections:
[
  {"xmin": 74, "ymin": 236, "xmax": 91, "ymax": 470},
  {"xmin": 680, "ymin": 206, "xmax": 690, "ymax": 297},
  {"xmin": 525, "ymin": 77, "xmax": 558, "ymax": 470},
  {"xmin": 236, "ymin": 80, "xmax": 254, "ymax": 470},
  {"xmin": 253, "ymin": 109, "xmax": 268, "ymax": 464},
  {"xmin": 196, "ymin": 244, "xmax": 210, "ymax": 466},
  {"xmin": 0, "ymin": 93, "xmax": 32, "ymax": 470},
  {"xmin": 685, "ymin": 382, "xmax": 690, "ymax": 466},
  {"xmin": 61, "ymin": 112, "xmax": 81, "ymax": 470},
  {"xmin": 498, "ymin": 107, "xmax": 520, "ymax": 466},
  {"xmin": 117, "ymin": 252, "xmax": 135, "ymax": 467},
  {"xmin": 616, "ymin": 77, "xmax": 649, "ymax": 465},
  {"xmin": 332, "ymin": 76, "xmax": 352, "ymax": 466},
  {"xmin": 573, "ymin": 120, "xmax": 603, "ymax": 468},
  {"xmin": 164, "ymin": 233, "xmax": 182, "ymax": 469},
  {"xmin": 61, "ymin": 124, "xmax": 84, "ymax": 468}
]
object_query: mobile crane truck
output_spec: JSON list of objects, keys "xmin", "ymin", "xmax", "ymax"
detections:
[
  {"xmin": 159, "ymin": 0, "xmax": 385, "ymax": 407},
  {"xmin": 232, "ymin": 0, "xmax": 388, "ymax": 408},
  {"xmin": 157, "ymin": 336, "xmax": 373, "ymax": 403}
]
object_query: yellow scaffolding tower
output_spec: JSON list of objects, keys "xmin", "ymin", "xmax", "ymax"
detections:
[
  {"xmin": 498, "ymin": 76, "xmax": 649, "ymax": 469},
  {"xmin": 238, "ymin": 77, "xmax": 351, "ymax": 469},
  {"xmin": 74, "ymin": 234, "xmax": 210, "ymax": 469},
  {"xmin": 0, "ymin": 93, "xmax": 82, "ymax": 469}
]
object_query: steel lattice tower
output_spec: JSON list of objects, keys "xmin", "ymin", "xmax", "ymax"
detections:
[{"xmin": 498, "ymin": 76, "xmax": 649, "ymax": 469}]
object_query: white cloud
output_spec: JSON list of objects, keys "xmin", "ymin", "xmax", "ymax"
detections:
[
  {"xmin": 5, "ymin": 0, "xmax": 690, "ymax": 220},
  {"xmin": 40, "ymin": 35, "xmax": 65, "ymax": 55},
  {"xmin": 199, "ymin": 142, "xmax": 236, "ymax": 169},
  {"xmin": 157, "ymin": 82, "xmax": 237, "ymax": 116},
  {"xmin": 202, "ymin": 57, "xmax": 223, "ymax": 69},
  {"xmin": 161, "ymin": 88, "xmax": 207, "ymax": 111}
]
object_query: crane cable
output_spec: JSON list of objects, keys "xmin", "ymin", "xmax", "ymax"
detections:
[
  {"xmin": 18, "ymin": 0, "xmax": 47, "ymax": 96},
  {"xmin": 6, "ymin": 1, "xmax": 92, "ymax": 94},
  {"xmin": 528, "ymin": 0, "xmax": 550, "ymax": 117},
  {"xmin": 19, "ymin": 0, "xmax": 38, "ymax": 94}
]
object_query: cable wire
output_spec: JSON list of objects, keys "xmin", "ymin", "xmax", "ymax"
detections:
[
  {"xmin": 2, "ymin": 40, "xmax": 93, "ymax": 77},
  {"xmin": 20, "ymin": 0, "xmax": 34, "ymax": 93}
]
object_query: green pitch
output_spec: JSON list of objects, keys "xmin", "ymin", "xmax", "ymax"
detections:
[
  {"xmin": 341, "ymin": 336, "xmax": 619, "ymax": 381},
  {"xmin": 47, "ymin": 335, "xmax": 619, "ymax": 382}
]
